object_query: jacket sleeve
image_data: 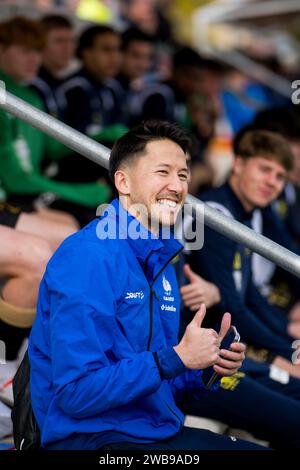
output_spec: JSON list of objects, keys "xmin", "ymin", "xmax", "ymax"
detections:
[
  {"xmin": 262, "ymin": 206, "xmax": 300, "ymax": 293},
  {"xmin": 246, "ymin": 280, "xmax": 291, "ymax": 340},
  {"xmin": 193, "ymin": 225, "xmax": 293, "ymax": 360},
  {"xmin": 0, "ymin": 146, "xmax": 110, "ymax": 206},
  {"xmin": 263, "ymin": 205, "xmax": 300, "ymax": 254},
  {"xmin": 59, "ymin": 86, "xmax": 90, "ymax": 134},
  {"xmin": 169, "ymin": 369, "xmax": 220, "ymax": 404},
  {"xmin": 44, "ymin": 243, "xmax": 164, "ymax": 419}
]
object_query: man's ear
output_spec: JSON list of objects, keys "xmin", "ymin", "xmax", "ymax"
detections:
[
  {"xmin": 232, "ymin": 156, "xmax": 244, "ymax": 176},
  {"xmin": 114, "ymin": 169, "xmax": 130, "ymax": 195}
]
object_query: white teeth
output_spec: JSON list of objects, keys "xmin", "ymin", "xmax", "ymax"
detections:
[{"xmin": 157, "ymin": 199, "xmax": 177, "ymax": 208}]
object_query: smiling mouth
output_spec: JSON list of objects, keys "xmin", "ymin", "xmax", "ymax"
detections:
[
  {"xmin": 259, "ymin": 189, "xmax": 273, "ymax": 197},
  {"xmin": 157, "ymin": 198, "xmax": 178, "ymax": 208}
]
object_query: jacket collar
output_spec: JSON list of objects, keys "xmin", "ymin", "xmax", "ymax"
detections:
[
  {"xmin": 38, "ymin": 66, "xmax": 61, "ymax": 87},
  {"xmin": 109, "ymin": 198, "xmax": 183, "ymax": 280},
  {"xmin": 225, "ymin": 181, "xmax": 254, "ymax": 223}
]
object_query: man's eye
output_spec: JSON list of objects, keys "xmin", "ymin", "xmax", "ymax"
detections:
[
  {"xmin": 260, "ymin": 166, "xmax": 270, "ymax": 173},
  {"xmin": 157, "ymin": 170, "xmax": 168, "ymax": 175},
  {"xmin": 179, "ymin": 174, "xmax": 188, "ymax": 181}
]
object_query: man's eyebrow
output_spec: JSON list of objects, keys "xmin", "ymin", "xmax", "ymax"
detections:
[{"xmin": 156, "ymin": 163, "xmax": 189, "ymax": 172}]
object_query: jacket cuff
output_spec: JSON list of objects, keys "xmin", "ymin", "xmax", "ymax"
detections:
[{"xmin": 153, "ymin": 347, "xmax": 186, "ymax": 380}]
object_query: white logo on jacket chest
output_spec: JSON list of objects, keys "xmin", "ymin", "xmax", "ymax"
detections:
[
  {"xmin": 161, "ymin": 304, "xmax": 176, "ymax": 312},
  {"xmin": 162, "ymin": 275, "xmax": 174, "ymax": 302},
  {"xmin": 125, "ymin": 291, "xmax": 144, "ymax": 300}
]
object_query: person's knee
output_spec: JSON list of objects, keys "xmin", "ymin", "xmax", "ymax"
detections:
[
  {"xmin": 58, "ymin": 213, "xmax": 80, "ymax": 231},
  {"xmin": 26, "ymin": 238, "xmax": 53, "ymax": 275},
  {"xmin": 32, "ymin": 239, "xmax": 53, "ymax": 273}
]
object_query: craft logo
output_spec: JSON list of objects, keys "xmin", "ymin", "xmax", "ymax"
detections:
[{"xmin": 125, "ymin": 291, "xmax": 144, "ymax": 300}]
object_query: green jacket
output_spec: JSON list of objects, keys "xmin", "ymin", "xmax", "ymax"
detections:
[{"xmin": 0, "ymin": 70, "xmax": 110, "ymax": 207}]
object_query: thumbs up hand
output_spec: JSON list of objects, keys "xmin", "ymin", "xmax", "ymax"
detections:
[
  {"xmin": 180, "ymin": 264, "xmax": 221, "ymax": 309},
  {"xmin": 173, "ymin": 304, "xmax": 220, "ymax": 370}
]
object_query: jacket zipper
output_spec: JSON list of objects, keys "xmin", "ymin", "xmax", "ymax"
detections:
[
  {"xmin": 146, "ymin": 247, "xmax": 183, "ymax": 351},
  {"xmin": 163, "ymin": 399, "xmax": 184, "ymax": 429}
]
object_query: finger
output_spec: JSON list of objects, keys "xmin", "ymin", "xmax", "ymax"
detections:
[
  {"xmin": 183, "ymin": 264, "xmax": 199, "ymax": 283},
  {"xmin": 190, "ymin": 303, "xmax": 206, "ymax": 328},
  {"xmin": 218, "ymin": 312, "xmax": 231, "ymax": 341},
  {"xmin": 183, "ymin": 300, "xmax": 202, "ymax": 310},
  {"xmin": 227, "ymin": 342, "xmax": 246, "ymax": 353},
  {"xmin": 220, "ymin": 349, "xmax": 245, "ymax": 362},
  {"xmin": 182, "ymin": 292, "xmax": 205, "ymax": 304},
  {"xmin": 180, "ymin": 285, "xmax": 201, "ymax": 296},
  {"xmin": 189, "ymin": 304, "xmax": 201, "ymax": 312},
  {"xmin": 215, "ymin": 357, "xmax": 242, "ymax": 370},
  {"xmin": 213, "ymin": 364, "xmax": 238, "ymax": 376}
]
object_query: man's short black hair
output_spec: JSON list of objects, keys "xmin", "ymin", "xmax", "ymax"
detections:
[
  {"xmin": 233, "ymin": 125, "xmax": 294, "ymax": 172},
  {"xmin": 40, "ymin": 14, "xmax": 73, "ymax": 32},
  {"xmin": 172, "ymin": 46, "xmax": 223, "ymax": 73},
  {"xmin": 77, "ymin": 25, "xmax": 119, "ymax": 59},
  {"xmin": 109, "ymin": 120, "xmax": 191, "ymax": 182},
  {"xmin": 121, "ymin": 27, "xmax": 155, "ymax": 51}
]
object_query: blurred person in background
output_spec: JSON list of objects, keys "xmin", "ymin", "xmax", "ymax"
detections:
[
  {"xmin": 118, "ymin": 26, "xmax": 155, "ymax": 93},
  {"xmin": 249, "ymin": 108, "xmax": 300, "ymax": 318},
  {"xmin": 31, "ymin": 14, "xmax": 76, "ymax": 118},
  {"xmin": 176, "ymin": 262, "xmax": 300, "ymax": 449},
  {"xmin": 253, "ymin": 107, "xmax": 300, "ymax": 244},
  {"xmin": 54, "ymin": 24, "xmax": 128, "ymax": 199},
  {"xmin": 221, "ymin": 68, "xmax": 275, "ymax": 134},
  {"xmin": 0, "ymin": 203, "xmax": 78, "ymax": 360},
  {"xmin": 116, "ymin": 26, "xmax": 156, "ymax": 126},
  {"xmin": 120, "ymin": 0, "xmax": 173, "ymax": 44},
  {"xmin": 0, "ymin": 222, "xmax": 50, "ymax": 361},
  {"xmin": 127, "ymin": 47, "xmax": 224, "ymax": 194},
  {"xmin": 119, "ymin": 0, "xmax": 175, "ymax": 84},
  {"xmin": 56, "ymin": 24, "xmax": 125, "ymax": 139},
  {"xmin": 0, "ymin": 16, "xmax": 81, "ymax": 358},
  {"xmin": 0, "ymin": 17, "xmax": 110, "ymax": 227},
  {"xmin": 190, "ymin": 128, "xmax": 300, "ymax": 379}
]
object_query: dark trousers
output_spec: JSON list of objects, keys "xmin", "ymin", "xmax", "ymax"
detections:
[
  {"xmin": 180, "ymin": 371, "xmax": 300, "ymax": 449},
  {"xmin": 48, "ymin": 426, "xmax": 265, "ymax": 450}
]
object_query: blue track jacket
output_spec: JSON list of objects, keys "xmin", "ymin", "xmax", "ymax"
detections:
[{"xmin": 29, "ymin": 199, "xmax": 207, "ymax": 448}]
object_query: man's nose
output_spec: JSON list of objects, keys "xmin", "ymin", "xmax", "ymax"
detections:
[{"xmin": 166, "ymin": 175, "xmax": 184, "ymax": 193}]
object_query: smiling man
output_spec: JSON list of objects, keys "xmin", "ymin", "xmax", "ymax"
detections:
[
  {"xmin": 27, "ymin": 120, "xmax": 260, "ymax": 450},
  {"xmin": 190, "ymin": 128, "xmax": 300, "ymax": 380},
  {"xmin": 111, "ymin": 138, "xmax": 188, "ymax": 232},
  {"xmin": 230, "ymin": 130, "xmax": 290, "ymax": 211}
]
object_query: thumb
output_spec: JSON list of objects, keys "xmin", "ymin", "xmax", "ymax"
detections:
[
  {"xmin": 190, "ymin": 303, "xmax": 206, "ymax": 328},
  {"xmin": 183, "ymin": 264, "xmax": 198, "ymax": 283},
  {"xmin": 219, "ymin": 312, "xmax": 231, "ymax": 341}
]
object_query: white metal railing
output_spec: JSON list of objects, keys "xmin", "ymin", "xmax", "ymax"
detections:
[{"xmin": 1, "ymin": 90, "xmax": 300, "ymax": 277}]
